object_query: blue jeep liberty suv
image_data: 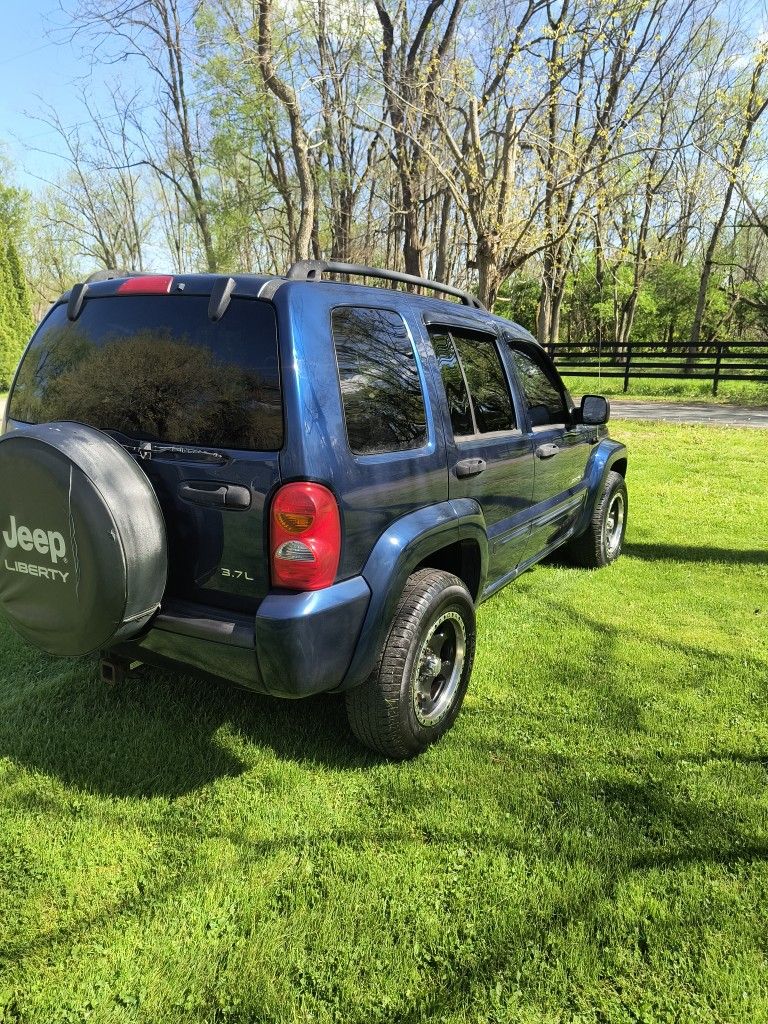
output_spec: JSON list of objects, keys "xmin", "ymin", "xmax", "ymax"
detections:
[{"xmin": 0, "ymin": 261, "xmax": 627, "ymax": 758}]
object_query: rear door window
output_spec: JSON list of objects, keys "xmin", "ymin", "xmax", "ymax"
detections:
[
  {"xmin": 430, "ymin": 328, "xmax": 516, "ymax": 436},
  {"xmin": 430, "ymin": 330, "xmax": 475, "ymax": 436},
  {"xmin": 8, "ymin": 295, "xmax": 283, "ymax": 450},
  {"xmin": 332, "ymin": 306, "xmax": 427, "ymax": 455}
]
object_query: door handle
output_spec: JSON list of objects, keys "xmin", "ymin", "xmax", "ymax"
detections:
[
  {"xmin": 179, "ymin": 481, "xmax": 251, "ymax": 509},
  {"xmin": 535, "ymin": 443, "xmax": 560, "ymax": 460},
  {"xmin": 455, "ymin": 457, "xmax": 487, "ymax": 478}
]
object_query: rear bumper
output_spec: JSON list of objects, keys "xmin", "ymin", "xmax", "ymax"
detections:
[
  {"xmin": 254, "ymin": 577, "xmax": 370, "ymax": 697},
  {"xmin": 115, "ymin": 576, "xmax": 371, "ymax": 698}
]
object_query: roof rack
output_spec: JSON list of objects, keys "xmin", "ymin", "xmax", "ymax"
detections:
[{"xmin": 285, "ymin": 260, "xmax": 486, "ymax": 310}]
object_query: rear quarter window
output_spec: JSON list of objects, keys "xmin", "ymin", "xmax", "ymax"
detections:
[
  {"xmin": 8, "ymin": 295, "xmax": 283, "ymax": 451},
  {"xmin": 332, "ymin": 306, "xmax": 427, "ymax": 455}
]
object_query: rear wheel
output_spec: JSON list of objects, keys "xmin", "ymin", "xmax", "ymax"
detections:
[
  {"xmin": 345, "ymin": 569, "xmax": 476, "ymax": 759},
  {"xmin": 565, "ymin": 469, "xmax": 627, "ymax": 568}
]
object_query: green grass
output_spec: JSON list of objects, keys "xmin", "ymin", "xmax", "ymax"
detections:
[
  {"xmin": 565, "ymin": 375, "xmax": 768, "ymax": 406},
  {"xmin": 0, "ymin": 421, "xmax": 767, "ymax": 1023}
]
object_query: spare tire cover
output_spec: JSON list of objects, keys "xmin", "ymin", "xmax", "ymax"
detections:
[{"xmin": 0, "ymin": 421, "xmax": 167, "ymax": 657}]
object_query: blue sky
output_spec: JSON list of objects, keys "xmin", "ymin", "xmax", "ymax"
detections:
[
  {"xmin": 2, "ymin": 0, "xmax": 766, "ymax": 198},
  {"xmin": 0, "ymin": 0, "xmax": 145, "ymax": 193}
]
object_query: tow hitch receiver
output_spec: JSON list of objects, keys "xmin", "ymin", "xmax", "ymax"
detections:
[{"xmin": 99, "ymin": 653, "xmax": 142, "ymax": 686}]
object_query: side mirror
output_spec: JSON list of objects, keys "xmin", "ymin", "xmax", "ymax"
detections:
[{"xmin": 580, "ymin": 394, "xmax": 610, "ymax": 425}]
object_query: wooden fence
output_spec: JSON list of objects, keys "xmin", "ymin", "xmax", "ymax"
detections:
[{"xmin": 550, "ymin": 341, "xmax": 768, "ymax": 395}]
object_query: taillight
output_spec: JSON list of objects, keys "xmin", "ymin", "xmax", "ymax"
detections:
[
  {"xmin": 116, "ymin": 275, "xmax": 174, "ymax": 295},
  {"xmin": 270, "ymin": 482, "xmax": 341, "ymax": 590}
]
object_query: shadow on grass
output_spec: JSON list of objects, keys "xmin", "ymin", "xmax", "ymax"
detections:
[
  {"xmin": 3, "ymin": 597, "xmax": 768, "ymax": 1021},
  {"xmin": 391, "ymin": 767, "xmax": 768, "ymax": 1024},
  {"xmin": 624, "ymin": 541, "xmax": 767, "ymax": 565},
  {"xmin": 1, "ymin": 559, "xmax": 764, "ymax": 805},
  {"xmin": 537, "ymin": 590, "xmax": 768, "ymax": 674},
  {"xmin": 9, "ymin": 742, "xmax": 768, "ymax": 1018},
  {"xmin": 0, "ymin": 633, "xmax": 378, "ymax": 799}
]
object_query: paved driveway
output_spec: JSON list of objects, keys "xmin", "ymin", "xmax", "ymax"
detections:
[{"xmin": 611, "ymin": 399, "xmax": 768, "ymax": 428}]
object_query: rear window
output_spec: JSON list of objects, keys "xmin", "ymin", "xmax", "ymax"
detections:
[{"xmin": 8, "ymin": 295, "xmax": 283, "ymax": 451}]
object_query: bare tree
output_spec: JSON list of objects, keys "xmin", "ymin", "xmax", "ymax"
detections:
[
  {"xmin": 394, "ymin": 0, "xmax": 552, "ymax": 306},
  {"xmin": 533, "ymin": 0, "xmax": 714, "ymax": 346},
  {"xmin": 29, "ymin": 94, "xmax": 150, "ymax": 271},
  {"xmin": 689, "ymin": 42, "xmax": 768, "ymax": 348},
  {"xmin": 372, "ymin": 0, "xmax": 465, "ymax": 279},
  {"xmin": 67, "ymin": 0, "xmax": 219, "ymax": 271},
  {"xmin": 312, "ymin": 0, "xmax": 381, "ymax": 261}
]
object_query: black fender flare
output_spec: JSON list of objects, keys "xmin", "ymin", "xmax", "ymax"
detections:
[
  {"xmin": 572, "ymin": 439, "xmax": 628, "ymax": 538},
  {"xmin": 339, "ymin": 498, "xmax": 487, "ymax": 690}
]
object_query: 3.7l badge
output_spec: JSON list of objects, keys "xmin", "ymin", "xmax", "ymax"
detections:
[{"xmin": 221, "ymin": 568, "xmax": 254, "ymax": 581}]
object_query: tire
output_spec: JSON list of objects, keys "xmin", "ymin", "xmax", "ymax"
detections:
[
  {"xmin": 345, "ymin": 569, "xmax": 476, "ymax": 760},
  {"xmin": 0, "ymin": 421, "xmax": 167, "ymax": 657},
  {"xmin": 565, "ymin": 470, "xmax": 627, "ymax": 568}
]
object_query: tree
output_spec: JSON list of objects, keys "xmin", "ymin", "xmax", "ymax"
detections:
[
  {"xmin": 423, "ymin": 0, "xmax": 551, "ymax": 307},
  {"xmin": 533, "ymin": 0, "xmax": 718, "ymax": 347},
  {"xmin": 689, "ymin": 42, "xmax": 768, "ymax": 348},
  {"xmin": 68, "ymin": 0, "xmax": 219, "ymax": 271},
  {"xmin": 208, "ymin": 0, "xmax": 317, "ymax": 263},
  {"xmin": 372, "ymin": 0, "xmax": 465, "ymax": 279},
  {"xmin": 23, "ymin": 193, "xmax": 83, "ymax": 316},
  {"xmin": 30, "ymin": 94, "xmax": 150, "ymax": 274},
  {"xmin": 0, "ymin": 223, "xmax": 34, "ymax": 389}
]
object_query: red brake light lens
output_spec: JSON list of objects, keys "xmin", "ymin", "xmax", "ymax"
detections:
[
  {"xmin": 270, "ymin": 482, "xmax": 341, "ymax": 591},
  {"xmin": 116, "ymin": 275, "xmax": 174, "ymax": 295}
]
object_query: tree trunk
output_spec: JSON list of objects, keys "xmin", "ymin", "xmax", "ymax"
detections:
[
  {"xmin": 476, "ymin": 234, "xmax": 500, "ymax": 309},
  {"xmin": 690, "ymin": 48, "xmax": 768, "ymax": 349},
  {"xmin": 257, "ymin": 0, "xmax": 315, "ymax": 262},
  {"xmin": 550, "ymin": 282, "xmax": 565, "ymax": 349},
  {"xmin": 689, "ymin": 181, "xmax": 734, "ymax": 352},
  {"xmin": 434, "ymin": 191, "xmax": 452, "ymax": 283},
  {"xmin": 537, "ymin": 281, "xmax": 552, "ymax": 349}
]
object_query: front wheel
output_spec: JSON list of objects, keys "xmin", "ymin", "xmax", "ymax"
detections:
[
  {"xmin": 564, "ymin": 470, "xmax": 628, "ymax": 568},
  {"xmin": 345, "ymin": 569, "xmax": 476, "ymax": 759}
]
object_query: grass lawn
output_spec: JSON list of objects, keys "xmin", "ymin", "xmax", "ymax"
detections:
[
  {"xmin": 0, "ymin": 420, "xmax": 767, "ymax": 1023},
  {"xmin": 564, "ymin": 375, "xmax": 768, "ymax": 407}
]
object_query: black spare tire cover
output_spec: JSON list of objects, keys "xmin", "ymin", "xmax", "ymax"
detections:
[{"xmin": 0, "ymin": 421, "xmax": 167, "ymax": 657}]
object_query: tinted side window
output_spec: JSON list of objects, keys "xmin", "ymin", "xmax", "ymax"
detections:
[
  {"xmin": 509, "ymin": 348, "xmax": 567, "ymax": 426},
  {"xmin": 430, "ymin": 330, "xmax": 474, "ymax": 436},
  {"xmin": 430, "ymin": 328, "xmax": 515, "ymax": 436},
  {"xmin": 452, "ymin": 333, "xmax": 515, "ymax": 433},
  {"xmin": 332, "ymin": 307, "xmax": 427, "ymax": 455}
]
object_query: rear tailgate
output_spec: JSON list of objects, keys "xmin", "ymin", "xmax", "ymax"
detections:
[{"xmin": 6, "ymin": 288, "xmax": 282, "ymax": 610}]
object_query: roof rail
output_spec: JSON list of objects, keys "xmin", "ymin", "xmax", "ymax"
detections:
[{"xmin": 285, "ymin": 260, "xmax": 486, "ymax": 310}]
